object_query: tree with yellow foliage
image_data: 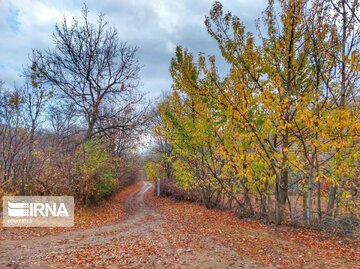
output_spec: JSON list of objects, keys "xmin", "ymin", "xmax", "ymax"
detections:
[{"xmin": 154, "ymin": 0, "xmax": 359, "ymax": 226}]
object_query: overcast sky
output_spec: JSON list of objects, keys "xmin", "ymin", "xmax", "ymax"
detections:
[{"xmin": 0, "ymin": 0, "xmax": 267, "ymax": 98}]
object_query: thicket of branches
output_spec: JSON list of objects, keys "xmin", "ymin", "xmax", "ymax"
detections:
[
  {"xmin": 147, "ymin": 0, "xmax": 359, "ymax": 229},
  {"xmin": 0, "ymin": 7, "xmax": 147, "ymax": 204}
]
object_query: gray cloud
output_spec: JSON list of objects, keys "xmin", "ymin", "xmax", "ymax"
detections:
[
  {"xmin": 0, "ymin": 0, "xmax": 267, "ymax": 97},
  {"xmin": 0, "ymin": 0, "xmax": 7, "ymax": 30}
]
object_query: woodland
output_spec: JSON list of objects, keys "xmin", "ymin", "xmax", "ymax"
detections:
[
  {"xmin": 146, "ymin": 0, "xmax": 360, "ymax": 230},
  {"xmin": 0, "ymin": 1, "xmax": 359, "ymax": 267}
]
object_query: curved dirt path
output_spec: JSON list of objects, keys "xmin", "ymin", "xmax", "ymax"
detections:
[{"xmin": 0, "ymin": 181, "xmax": 263, "ymax": 269}]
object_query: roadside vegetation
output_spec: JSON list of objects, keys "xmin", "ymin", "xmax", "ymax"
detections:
[
  {"xmin": 0, "ymin": 1, "xmax": 359, "ymax": 259},
  {"xmin": 0, "ymin": 6, "xmax": 147, "ymax": 207},
  {"xmin": 146, "ymin": 0, "xmax": 360, "ymax": 233},
  {"xmin": 1, "ymin": 1, "xmax": 359, "ymax": 268}
]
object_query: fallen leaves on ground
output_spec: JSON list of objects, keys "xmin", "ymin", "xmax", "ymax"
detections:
[
  {"xmin": 38, "ymin": 184, "xmax": 255, "ymax": 269},
  {"xmin": 148, "ymin": 191, "xmax": 360, "ymax": 269},
  {"xmin": 0, "ymin": 183, "xmax": 141, "ymax": 240},
  {"xmin": 44, "ymin": 233, "xmax": 182, "ymax": 269},
  {"xmin": 2, "ymin": 183, "xmax": 359, "ymax": 269}
]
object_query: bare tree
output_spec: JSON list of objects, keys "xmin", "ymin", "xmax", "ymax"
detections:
[
  {"xmin": 19, "ymin": 81, "xmax": 51, "ymax": 185},
  {"xmin": 0, "ymin": 83, "xmax": 27, "ymax": 192},
  {"xmin": 32, "ymin": 5, "xmax": 142, "ymax": 140},
  {"xmin": 46, "ymin": 100, "xmax": 83, "ymax": 142},
  {"xmin": 99, "ymin": 103, "xmax": 149, "ymax": 157}
]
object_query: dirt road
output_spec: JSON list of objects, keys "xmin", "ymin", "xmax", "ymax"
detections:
[{"xmin": 0, "ymin": 181, "xmax": 263, "ymax": 269}]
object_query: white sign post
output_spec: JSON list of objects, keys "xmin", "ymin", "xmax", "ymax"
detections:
[{"xmin": 156, "ymin": 178, "xmax": 160, "ymax": 196}]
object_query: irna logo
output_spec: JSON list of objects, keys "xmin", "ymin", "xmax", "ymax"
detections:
[
  {"xmin": 3, "ymin": 196, "xmax": 74, "ymax": 227},
  {"xmin": 7, "ymin": 201, "xmax": 69, "ymax": 217}
]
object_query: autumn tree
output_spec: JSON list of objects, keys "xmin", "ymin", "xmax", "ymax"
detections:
[
  {"xmin": 146, "ymin": 93, "xmax": 174, "ymax": 182},
  {"xmin": 200, "ymin": 0, "xmax": 316, "ymax": 224},
  {"xmin": 32, "ymin": 5, "xmax": 142, "ymax": 141},
  {"xmin": 153, "ymin": 0, "xmax": 359, "ymax": 226},
  {"xmin": 325, "ymin": 0, "xmax": 360, "ymax": 213}
]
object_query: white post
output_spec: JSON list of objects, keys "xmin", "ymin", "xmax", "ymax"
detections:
[{"xmin": 156, "ymin": 178, "xmax": 160, "ymax": 196}]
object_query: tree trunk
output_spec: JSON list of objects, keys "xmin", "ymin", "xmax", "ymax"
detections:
[
  {"xmin": 317, "ymin": 181, "xmax": 322, "ymax": 220},
  {"xmin": 303, "ymin": 190, "xmax": 307, "ymax": 221},
  {"xmin": 276, "ymin": 130, "xmax": 289, "ymax": 225},
  {"xmin": 307, "ymin": 170, "xmax": 313, "ymax": 226},
  {"xmin": 276, "ymin": 169, "xmax": 288, "ymax": 225},
  {"xmin": 86, "ymin": 116, "xmax": 97, "ymax": 140}
]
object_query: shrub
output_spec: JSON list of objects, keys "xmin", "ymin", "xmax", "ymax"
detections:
[
  {"xmin": 0, "ymin": 182, "xmax": 18, "ymax": 211},
  {"xmin": 316, "ymin": 216, "xmax": 360, "ymax": 235},
  {"xmin": 159, "ymin": 179, "xmax": 198, "ymax": 202},
  {"xmin": 145, "ymin": 161, "xmax": 164, "ymax": 182},
  {"xmin": 75, "ymin": 140, "xmax": 119, "ymax": 204}
]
